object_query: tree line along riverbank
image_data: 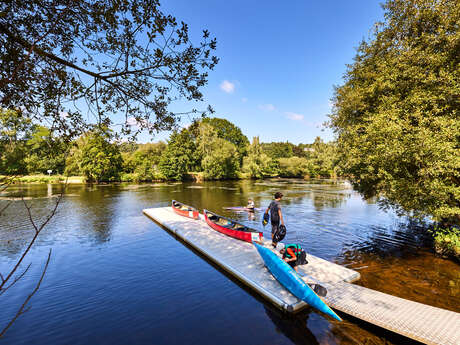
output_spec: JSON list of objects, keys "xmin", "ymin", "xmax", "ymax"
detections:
[
  {"xmin": 1, "ymin": 111, "xmax": 459, "ymax": 261},
  {"xmin": 0, "ymin": 114, "xmax": 338, "ymax": 183}
]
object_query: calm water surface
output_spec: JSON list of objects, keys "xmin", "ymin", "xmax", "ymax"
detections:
[{"xmin": 0, "ymin": 179, "xmax": 459, "ymax": 344}]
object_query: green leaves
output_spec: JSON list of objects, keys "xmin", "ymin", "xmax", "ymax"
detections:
[
  {"xmin": 330, "ymin": 0, "xmax": 460, "ymax": 224},
  {"xmin": 66, "ymin": 128, "xmax": 123, "ymax": 183},
  {"xmin": 158, "ymin": 129, "xmax": 196, "ymax": 181},
  {"xmin": 0, "ymin": 0, "xmax": 218, "ymax": 138}
]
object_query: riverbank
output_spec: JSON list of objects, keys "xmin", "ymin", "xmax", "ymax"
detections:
[
  {"xmin": 433, "ymin": 227, "xmax": 460, "ymax": 262},
  {"xmin": 1, "ymin": 175, "xmax": 85, "ymax": 184}
]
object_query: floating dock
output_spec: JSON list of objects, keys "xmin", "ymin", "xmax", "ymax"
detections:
[{"xmin": 143, "ymin": 207, "xmax": 460, "ymax": 345}]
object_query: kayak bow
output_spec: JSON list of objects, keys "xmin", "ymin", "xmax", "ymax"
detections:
[{"xmin": 254, "ymin": 242, "xmax": 341, "ymax": 321}]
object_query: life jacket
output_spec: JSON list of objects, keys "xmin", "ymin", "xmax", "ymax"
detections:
[{"xmin": 282, "ymin": 244, "xmax": 302, "ymax": 259}]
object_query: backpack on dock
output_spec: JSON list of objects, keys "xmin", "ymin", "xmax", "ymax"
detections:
[{"xmin": 297, "ymin": 250, "xmax": 308, "ymax": 265}]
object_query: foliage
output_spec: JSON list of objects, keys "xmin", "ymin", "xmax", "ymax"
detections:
[
  {"xmin": 433, "ymin": 226, "xmax": 460, "ymax": 261},
  {"xmin": 201, "ymin": 138, "xmax": 239, "ymax": 179},
  {"xmin": 292, "ymin": 144, "xmax": 309, "ymax": 158},
  {"xmin": 308, "ymin": 137, "xmax": 338, "ymax": 178},
  {"xmin": 12, "ymin": 175, "xmax": 83, "ymax": 183},
  {"xmin": 66, "ymin": 128, "xmax": 123, "ymax": 183},
  {"xmin": 122, "ymin": 142, "xmax": 166, "ymax": 181},
  {"xmin": 329, "ymin": 0, "xmax": 460, "ymax": 224},
  {"xmin": 195, "ymin": 122, "xmax": 240, "ymax": 179},
  {"xmin": 200, "ymin": 117, "xmax": 249, "ymax": 158},
  {"xmin": 242, "ymin": 137, "xmax": 276, "ymax": 178},
  {"xmin": 0, "ymin": 108, "xmax": 31, "ymax": 174},
  {"xmin": 0, "ymin": 112, "xmax": 342, "ymax": 183},
  {"xmin": 278, "ymin": 157, "xmax": 313, "ymax": 178},
  {"xmin": 0, "ymin": 0, "xmax": 218, "ymax": 138},
  {"xmin": 158, "ymin": 129, "xmax": 196, "ymax": 180},
  {"xmin": 24, "ymin": 125, "xmax": 68, "ymax": 174},
  {"xmin": 262, "ymin": 142, "xmax": 294, "ymax": 159},
  {"xmin": 119, "ymin": 142, "xmax": 139, "ymax": 154}
]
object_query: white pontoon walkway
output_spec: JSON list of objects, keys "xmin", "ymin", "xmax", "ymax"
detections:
[{"xmin": 143, "ymin": 207, "xmax": 460, "ymax": 345}]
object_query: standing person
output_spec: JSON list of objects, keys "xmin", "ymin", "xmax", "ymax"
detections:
[{"xmin": 265, "ymin": 192, "xmax": 285, "ymax": 247}]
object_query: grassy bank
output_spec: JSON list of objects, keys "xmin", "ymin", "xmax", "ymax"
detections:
[{"xmin": 1, "ymin": 175, "xmax": 85, "ymax": 184}]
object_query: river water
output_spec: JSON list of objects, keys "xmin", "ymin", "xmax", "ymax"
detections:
[{"xmin": 0, "ymin": 179, "xmax": 458, "ymax": 344}]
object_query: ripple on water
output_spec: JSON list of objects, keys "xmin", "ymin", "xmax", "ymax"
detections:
[{"xmin": 0, "ymin": 181, "xmax": 458, "ymax": 345}]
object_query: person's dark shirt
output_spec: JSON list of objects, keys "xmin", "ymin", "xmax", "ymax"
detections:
[{"xmin": 268, "ymin": 200, "xmax": 281, "ymax": 224}]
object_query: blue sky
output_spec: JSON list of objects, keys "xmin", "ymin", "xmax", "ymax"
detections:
[{"xmin": 144, "ymin": 0, "xmax": 384, "ymax": 144}]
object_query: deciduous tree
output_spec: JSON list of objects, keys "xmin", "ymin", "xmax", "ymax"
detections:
[
  {"xmin": 0, "ymin": 0, "xmax": 218, "ymax": 137},
  {"xmin": 0, "ymin": 109, "xmax": 32, "ymax": 174},
  {"xmin": 158, "ymin": 129, "xmax": 196, "ymax": 180},
  {"xmin": 242, "ymin": 137, "xmax": 276, "ymax": 178},
  {"xmin": 329, "ymin": 0, "xmax": 460, "ymax": 224},
  {"xmin": 77, "ymin": 128, "xmax": 123, "ymax": 183}
]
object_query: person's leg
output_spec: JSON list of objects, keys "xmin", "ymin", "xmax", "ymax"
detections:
[{"xmin": 271, "ymin": 223, "xmax": 279, "ymax": 247}]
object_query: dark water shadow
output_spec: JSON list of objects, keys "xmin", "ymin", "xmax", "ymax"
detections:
[
  {"xmin": 339, "ymin": 220, "xmax": 433, "ymax": 261},
  {"xmin": 264, "ymin": 305, "xmax": 319, "ymax": 345}
]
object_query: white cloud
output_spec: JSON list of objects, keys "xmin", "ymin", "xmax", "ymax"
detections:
[
  {"xmin": 285, "ymin": 112, "xmax": 304, "ymax": 121},
  {"xmin": 59, "ymin": 111, "xmax": 69, "ymax": 119},
  {"xmin": 126, "ymin": 116, "xmax": 138, "ymax": 126},
  {"xmin": 220, "ymin": 80, "xmax": 235, "ymax": 93},
  {"xmin": 241, "ymin": 97, "xmax": 248, "ymax": 103},
  {"xmin": 126, "ymin": 117, "xmax": 155, "ymax": 129},
  {"xmin": 258, "ymin": 104, "xmax": 276, "ymax": 111}
]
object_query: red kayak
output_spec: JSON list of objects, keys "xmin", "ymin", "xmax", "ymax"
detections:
[
  {"xmin": 171, "ymin": 200, "xmax": 200, "ymax": 220},
  {"xmin": 204, "ymin": 209, "xmax": 263, "ymax": 243}
]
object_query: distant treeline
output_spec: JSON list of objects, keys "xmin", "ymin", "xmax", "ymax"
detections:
[{"xmin": 0, "ymin": 110, "xmax": 338, "ymax": 182}]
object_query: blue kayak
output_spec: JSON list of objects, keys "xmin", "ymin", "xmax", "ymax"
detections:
[{"xmin": 254, "ymin": 242, "xmax": 342, "ymax": 321}]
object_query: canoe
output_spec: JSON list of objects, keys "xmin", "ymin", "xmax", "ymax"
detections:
[
  {"xmin": 253, "ymin": 242, "xmax": 342, "ymax": 321},
  {"xmin": 171, "ymin": 200, "xmax": 200, "ymax": 220},
  {"xmin": 204, "ymin": 209, "xmax": 263, "ymax": 243}
]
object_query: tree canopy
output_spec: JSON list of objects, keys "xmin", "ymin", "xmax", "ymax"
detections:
[
  {"xmin": 261, "ymin": 142, "xmax": 294, "ymax": 159},
  {"xmin": 329, "ymin": 0, "xmax": 460, "ymax": 224},
  {"xmin": 200, "ymin": 117, "xmax": 249, "ymax": 157},
  {"xmin": 65, "ymin": 127, "xmax": 123, "ymax": 182},
  {"xmin": 242, "ymin": 137, "xmax": 275, "ymax": 178},
  {"xmin": 0, "ymin": 0, "xmax": 218, "ymax": 138},
  {"xmin": 158, "ymin": 129, "xmax": 196, "ymax": 180}
]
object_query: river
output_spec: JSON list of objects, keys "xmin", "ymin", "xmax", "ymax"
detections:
[{"xmin": 0, "ymin": 179, "xmax": 458, "ymax": 344}]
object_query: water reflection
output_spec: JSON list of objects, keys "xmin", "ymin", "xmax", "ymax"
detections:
[
  {"xmin": 0, "ymin": 180, "xmax": 458, "ymax": 345},
  {"xmin": 337, "ymin": 221, "xmax": 460, "ymax": 313},
  {"xmin": 264, "ymin": 306, "xmax": 319, "ymax": 345},
  {"xmin": 66, "ymin": 186, "xmax": 118, "ymax": 243},
  {"xmin": 339, "ymin": 221, "xmax": 431, "ymax": 262}
]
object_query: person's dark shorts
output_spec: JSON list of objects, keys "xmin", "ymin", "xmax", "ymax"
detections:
[
  {"xmin": 271, "ymin": 223, "xmax": 279, "ymax": 235},
  {"xmin": 287, "ymin": 260, "xmax": 297, "ymax": 268}
]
